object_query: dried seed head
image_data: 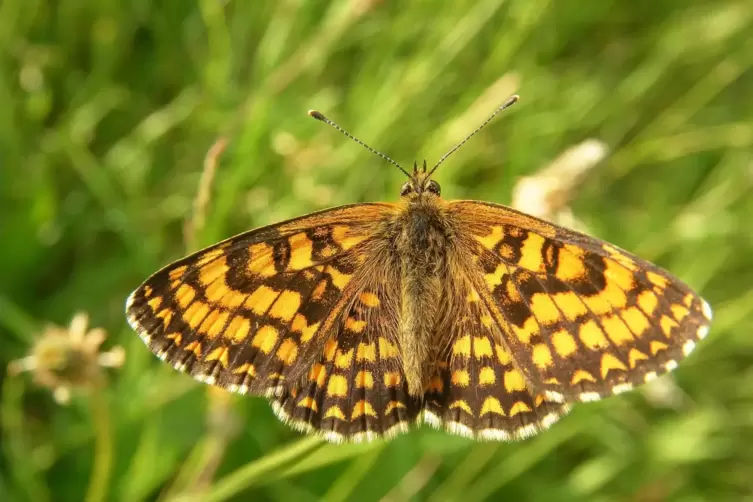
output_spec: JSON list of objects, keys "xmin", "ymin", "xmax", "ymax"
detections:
[
  {"xmin": 7, "ymin": 312, "xmax": 125, "ymax": 404},
  {"xmin": 512, "ymin": 139, "xmax": 608, "ymax": 228}
]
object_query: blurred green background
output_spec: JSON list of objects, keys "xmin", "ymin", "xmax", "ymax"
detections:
[{"xmin": 2, "ymin": 0, "xmax": 752, "ymax": 501}]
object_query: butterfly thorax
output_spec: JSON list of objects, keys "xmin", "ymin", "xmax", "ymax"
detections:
[{"xmin": 395, "ymin": 161, "xmax": 447, "ymax": 273}]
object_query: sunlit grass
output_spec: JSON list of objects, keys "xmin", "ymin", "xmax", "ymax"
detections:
[{"xmin": 2, "ymin": 0, "xmax": 752, "ymax": 500}]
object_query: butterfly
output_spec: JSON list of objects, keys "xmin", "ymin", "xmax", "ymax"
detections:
[{"xmin": 126, "ymin": 95, "xmax": 712, "ymax": 443}]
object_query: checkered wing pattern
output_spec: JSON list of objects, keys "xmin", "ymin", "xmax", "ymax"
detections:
[
  {"xmin": 125, "ymin": 204, "xmax": 400, "ymax": 400},
  {"xmin": 271, "ymin": 276, "xmax": 422, "ymax": 442},
  {"xmin": 449, "ymin": 201, "xmax": 712, "ymax": 404},
  {"xmin": 423, "ymin": 280, "xmax": 568, "ymax": 440}
]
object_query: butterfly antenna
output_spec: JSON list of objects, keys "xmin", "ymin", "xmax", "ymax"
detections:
[
  {"xmin": 427, "ymin": 94, "xmax": 520, "ymax": 177},
  {"xmin": 308, "ymin": 110, "xmax": 411, "ymax": 178}
]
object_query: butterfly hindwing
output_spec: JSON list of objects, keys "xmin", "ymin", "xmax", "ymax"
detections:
[
  {"xmin": 448, "ymin": 201, "xmax": 712, "ymax": 403},
  {"xmin": 126, "ymin": 203, "xmax": 399, "ymax": 395},
  {"xmin": 423, "ymin": 281, "xmax": 569, "ymax": 440},
  {"xmin": 271, "ymin": 266, "xmax": 423, "ymax": 442}
]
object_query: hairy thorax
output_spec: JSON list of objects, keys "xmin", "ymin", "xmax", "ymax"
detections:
[{"xmin": 392, "ymin": 199, "xmax": 455, "ymax": 396}]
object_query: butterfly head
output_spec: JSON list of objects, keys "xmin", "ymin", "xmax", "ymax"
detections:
[{"xmin": 400, "ymin": 160, "xmax": 441, "ymax": 199}]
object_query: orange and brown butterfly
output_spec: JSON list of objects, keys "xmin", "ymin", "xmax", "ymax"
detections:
[{"xmin": 126, "ymin": 95, "xmax": 712, "ymax": 443}]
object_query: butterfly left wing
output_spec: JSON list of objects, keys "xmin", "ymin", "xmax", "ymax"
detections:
[
  {"xmin": 126, "ymin": 203, "xmax": 399, "ymax": 396},
  {"xmin": 448, "ymin": 200, "xmax": 712, "ymax": 404},
  {"xmin": 271, "ymin": 271, "xmax": 423, "ymax": 442}
]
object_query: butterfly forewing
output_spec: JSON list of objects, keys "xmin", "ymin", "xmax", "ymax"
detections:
[
  {"xmin": 449, "ymin": 201, "xmax": 713, "ymax": 403},
  {"xmin": 126, "ymin": 203, "xmax": 399, "ymax": 395}
]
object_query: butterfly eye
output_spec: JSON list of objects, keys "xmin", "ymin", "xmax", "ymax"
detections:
[
  {"xmin": 426, "ymin": 180, "xmax": 441, "ymax": 195},
  {"xmin": 400, "ymin": 182, "xmax": 413, "ymax": 196}
]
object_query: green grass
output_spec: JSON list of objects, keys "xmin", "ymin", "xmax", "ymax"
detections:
[{"xmin": 2, "ymin": 0, "xmax": 752, "ymax": 500}]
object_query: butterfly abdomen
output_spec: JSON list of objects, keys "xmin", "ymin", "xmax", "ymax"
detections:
[{"xmin": 393, "ymin": 200, "xmax": 455, "ymax": 396}]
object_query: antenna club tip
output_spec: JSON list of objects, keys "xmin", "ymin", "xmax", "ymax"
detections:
[
  {"xmin": 510, "ymin": 94, "xmax": 521, "ymax": 102},
  {"xmin": 308, "ymin": 110, "xmax": 325, "ymax": 120}
]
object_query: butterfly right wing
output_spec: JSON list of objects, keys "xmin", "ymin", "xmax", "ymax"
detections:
[
  {"xmin": 125, "ymin": 203, "xmax": 400, "ymax": 396},
  {"xmin": 423, "ymin": 279, "xmax": 569, "ymax": 440},
  {"xmin": 447, "ymin": 200, "xmax": 712, "ymax": 404}
]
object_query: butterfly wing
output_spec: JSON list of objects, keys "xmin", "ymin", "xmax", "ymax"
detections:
[
  {"xmin": 271, "ymin": 270, "xmax": 422, "ymax": 442},
  {"xmin": 423, "ymin": 279, "xmax": 568, "ymax": 440},
  {"xmin": 448, "ymin": 200, "xmax": 712, "ymax": 403},
  {"xmin": 126, "ymin": 203, "xmax": 401, "ymax": 396}
]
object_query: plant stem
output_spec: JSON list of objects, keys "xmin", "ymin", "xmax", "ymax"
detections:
[{"xmin": 85, "ymin": 385, "xmax": 113, "ymax": 502}]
